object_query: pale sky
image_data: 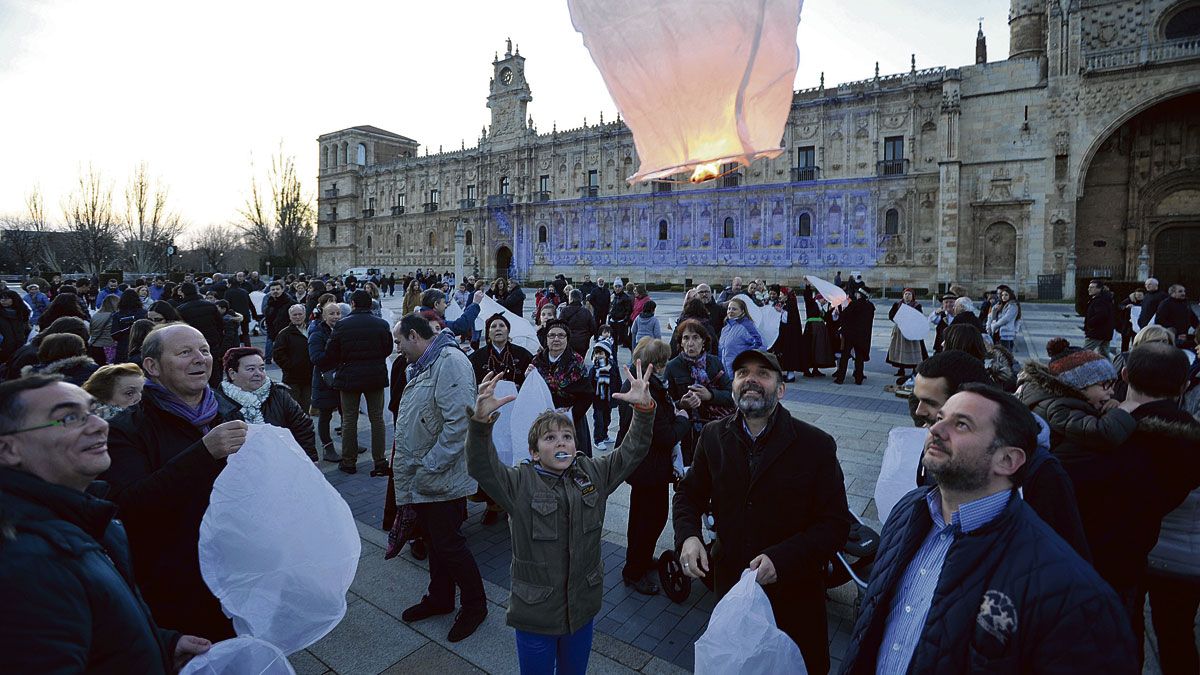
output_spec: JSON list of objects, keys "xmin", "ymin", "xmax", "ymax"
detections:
[{"xmin": 0, "ymin": 0, "xmax": 1009, "ymax": 232}]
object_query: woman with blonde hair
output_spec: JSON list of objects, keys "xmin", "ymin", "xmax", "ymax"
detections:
[
  {"xmin": 402, "ymin": 279, "xmax": 423, "ymax": 315},
  {"xmin": 82, "ymin": 362, "xmax": 145, "ymax": 420},
  {"xmin": 1111, "ymin": 324, "xmax": 1179, "ymax": 401}
]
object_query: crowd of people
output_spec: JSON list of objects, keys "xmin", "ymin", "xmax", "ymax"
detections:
[{"xmin": 0, "ymin": 264, "xmax": 1197, "ymax": 674}]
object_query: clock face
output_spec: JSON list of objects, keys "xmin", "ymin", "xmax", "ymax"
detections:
[{"xmin": 500, "ymin": 68, "xmax": 514, "ymax": 85}]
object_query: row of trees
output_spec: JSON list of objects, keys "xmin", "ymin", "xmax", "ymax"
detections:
[{"xmin": 0, "ymin": 148, "xmax": 316, "ymax": 276}]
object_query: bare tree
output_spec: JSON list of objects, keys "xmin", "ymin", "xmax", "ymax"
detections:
[
  {"xmin": 61, "ymin": 165, "xmax": 120, "ymax": 275},
  {"xmin": 25, "ymin": 186, "xmax": 69, "ymax": 273},
  {"xmin": 121, "ymin": 162, "xmax": 185, "ymax": 273},
  {"xmin": 238, "ymin": 146, "xmax": 315, "ymax": 269},
  {"xmin": 188, "ymin": 225, "xmax": 242, "ymax": 272}
]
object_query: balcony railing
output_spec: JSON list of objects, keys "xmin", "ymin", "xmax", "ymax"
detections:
[
  {"xmin": 652, "ymin": 182, "xmax": 672, "ymax": 194},
  {"xmin": 579, "ymin": 186, "xmax": 599, "ymax": 198},
  {"xmin": 361, "ymin": 208, "xmax": 375, "ymax": 218},
  {"xmin": 459, "ymin": 199, "xmax": 477, "ymax": 210},
  {"xmin": 1083, "ymin": 36, "xmax": 1200, "ymax": 74},
  {"xmin": 324, "ymin": 187, "xmax": 339, "ymax": 198},
  {"xmin": 422, "ymin": 202, "xmax": 439, "ymax": 213},
  {"xmin": 536, "ymin": 191, "xmax": 551, "ymax": 202},
  {"xmin": 487, "ymin": 194, "xmax": 514, "ymax": 208},
  {"xmin": 791, "ymin": 166, "xmax": 821, "ymax": 182},
  {"xmin": 391, "ymin": 205, "xmax": 405, "ymax": 216},
  {"xmin": 721, "ymin": 174, "xmax": 742, "ymax": 188},
  {"xmin": 877, "ymin": 159, "xmax": 909, "ymax": 176}
]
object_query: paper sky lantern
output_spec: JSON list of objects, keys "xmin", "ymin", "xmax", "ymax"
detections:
[{"xmin": 568, "ymin": 0, "xmax": 804, "ymax": 183}]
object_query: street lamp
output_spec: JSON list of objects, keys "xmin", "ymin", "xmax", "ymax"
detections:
[{"xmin": 265, "ymin": 260, "xmax": 272, "ymax": 279}]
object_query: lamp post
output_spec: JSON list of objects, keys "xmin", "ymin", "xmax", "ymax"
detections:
[
  {"xmin": 265, "ymin": 260, "xmax": 272, "ymax": 280},
  {"xmin": 454, "ymin": 220, "xmax": 466, "ymax": 287}
]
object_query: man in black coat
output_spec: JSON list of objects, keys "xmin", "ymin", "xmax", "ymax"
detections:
[
  {"xmin": 319, "ymin": 290, "xmax": 392, "ymax": 475},
  {"xmin": 834, "ymin": 290, "xmax": 875, "ymax": 385},
  {"xmin": 608, "ymin": 281, "xmax": 633, "ymax": 354},
  {"xmin": 1137, "ymin": 277, "xmax": 1168, "ymax": 329},
  {"xmin": 101, "ymin": 324, "xmax": 249, "ymax": 642},
  {"xmin": 675, "ymin": 350, "xmax": 850, "ymax": 674},
  {"xmin": 1083, "ymin": 278, "xmax": 1117, "ymax": 357},
  {"xmin": 271, "ymin": 303, "xmax": 315, "ymax": 412},
  {"xmin": 261, "ymin": 281, "xmax": 294, "ymax": 365},
  {"xmin": 558, "ymin": 289, "xmax": 596, "ymax": 356},
  {"xmin": 1154, "ymin": 284, "xmax": 1199, "ymax": 347},
  {"xmin": 0, "ymin": 375, "xmax": 213, "ymax": 672},
  {"xmin": 501, "ymin": 280, "xmax": 526, "ymax": 317},
  {"xmin": 695, "ymin": 283, "xmax": 727, "ymax": 346},
  {"xmin": 840, "ymin": 385, "xmax": 1136, "ymax": 674},
  {"xmin": 222, "ymin": 278, "xmax": 259, "ymax": 347},
  {"xmin": 588, "ymin": 278, "xmax": 611, "ymax": 335},
  {"xmin": 175, "ymin": 282, "xmax": 226, "ymax": 386}
]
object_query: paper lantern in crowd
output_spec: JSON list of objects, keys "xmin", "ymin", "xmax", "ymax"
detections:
[
  {"xmin": 804, "ymin": 275, "xmax": 848, "ymax": 309},
  {"xmin": 568, "ymin": 0, "xmax": 805, "ymax": 183}
]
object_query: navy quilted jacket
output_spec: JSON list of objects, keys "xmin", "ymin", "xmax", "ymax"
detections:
[{"xmin": 840, "ymin": 487, "xmax": 1137, "ymax": 674}]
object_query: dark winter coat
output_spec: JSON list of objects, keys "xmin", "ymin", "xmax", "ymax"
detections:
[
  {"xmin": 663, "ymin": 352, "xmax": 734, "ymax": 421},
  {"xmin": 6, "ymin": 340, "xmax": 40, "ymax": 381},
  {"xmin": 1069, "ymin": 400, "xmax": 1200, "ymax": 593},
  {"xmin": 0, "ymin": 469, "xmax": 180, "ymax": 674},
  {"xmin": 615, "ymin": 376, "xmax": 689, "ymax": 487},
  {"xmin": 673, "ymin": 405, "xmax": 850, "ymax": 673},
  {"xmin": 775, "ymin": 292, "xmax": 804, "ymax": 371},
  {"xmin": 262, "ymin": 293, "xmax": 294, "ymax": 341},
  {"xmin": 1154, "ymin": 297, "xmax": 1199, "ymax": 343},
  {"xmin": 1138, "ymin": 288, "xmax": 1168, "ymax": 329},
  {"xmin": 1084, "ymin": 290, "xmax": 1118, "ymax": 340},
  {"xmin": 175, "ymin": 295, "xmax": 224, "ymax": 355},
  {"xmin": 223, "ymin": 284, "xmax": 257, "ymax": 322},
  {"xmin": 1017, "ymin": 361, "xmax": 1137, "ymax": 464},
  {"xmin": 0, "ymin": 307, "xmax": 31, "ymax": 367},
  {"xmin": 501, "ymin": 286, "xmax": 526, "ymax": 317},
  {"xmin": 704, "ymin": 300, "xmax": 727, "ymax": 343},
  {"xmin": 272, "ymin": 323, "xmax": 313, "ymax": 387},
  {"xmin": 101, "ymin": 393, "xmax": 237, "ymax": 641},
  {"xmin": 558, "ymin": 302, "xmax": 596, "ymax": 356},
  {"xmin": 840, "ymin": 487, "xmax": 1137, "ymax": 674},
  {"xmin": 22, "ymin": 355, "xmax": 101, "ymax": 387},
  {"xmin": 112, "ymin": 307, "xmax": 146, "ymax": 362},
  {"xmin": 468, "ymin": 342, "xmax": 533, "ymax": 387},
  {"xmin": 838, "ymin": 296, "xmax": 875, "ymax": 356},
  {"xmin": 587, "ymin": 286, "xmax": 611, "ymax": 319},
  {"xmin": 307, "ymin": 320, "xmax": 340, "ymax": 410},
  {"xmin": 608, "ymin": 291, "xmax": 632, "ymax": 324},
  {"xmin": 319, "ymin": 308, "xmax": 392, "ymax": 392},
  {"xmin": 214, "ymin": 382, "xmax": 317, "ymax": 461}
]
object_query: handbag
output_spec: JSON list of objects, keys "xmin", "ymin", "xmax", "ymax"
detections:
[
  {"xmin": 382, "ymin": 437, "xmax": 398, "ymax": 529},
  {"xmin": 320, "ymin": 369, "xmax": 336, "ymax": 387}
]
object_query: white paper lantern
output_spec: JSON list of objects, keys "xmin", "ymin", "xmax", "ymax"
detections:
[{"xmin": 569, "ymin": 0, "xmax": 805, "ymax": 183}]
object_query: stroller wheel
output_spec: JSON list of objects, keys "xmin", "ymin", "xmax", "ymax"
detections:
[{"xmin": 657, "ymin": 550, "xmax": 693, "ymax": 604}]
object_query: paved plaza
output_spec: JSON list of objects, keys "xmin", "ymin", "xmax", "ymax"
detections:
[{"xmin": 255, "ymin": 290, "xmax": 1167, "ymax": 674}]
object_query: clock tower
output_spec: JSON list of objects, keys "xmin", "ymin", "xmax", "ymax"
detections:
[{"xmin": 486, "ymin": 38, "xmax": 533, "ymax": 143}]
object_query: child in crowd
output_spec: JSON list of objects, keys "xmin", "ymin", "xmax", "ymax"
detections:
[
  {"xmin": 631, "ymin": 300, "xmax": 662, "ymax": 347},
  {"xmin": 466, "ymin": 365, "xmax": 656, "ymax": 675},
  {"xmin": 589, "ymin": 339, "xmax": 622, "ymax": 451}
]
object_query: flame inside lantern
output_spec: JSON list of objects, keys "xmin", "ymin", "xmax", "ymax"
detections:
[{"xmin": 689, "ymin": 163, "xmax": 722, "ymax": 183}]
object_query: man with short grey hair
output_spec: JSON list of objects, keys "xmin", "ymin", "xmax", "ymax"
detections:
[
  {"xmin": 717, "ymin": 276, "xmax": 744, "ymax": 304},
  {"xmin": 1138, "ymin": 277, "xmax": 1167, "ymax": 329},
  {"xmin": 950, "ymin": 295, "xmax": 984, "ymax": 333}
]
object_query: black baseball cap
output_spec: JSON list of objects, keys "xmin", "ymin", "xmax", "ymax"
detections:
[{"xmin": 731, "ymin": 349, "xmax": 783, "ymax": 376}]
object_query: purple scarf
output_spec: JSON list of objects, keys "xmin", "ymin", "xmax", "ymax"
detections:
[
  {"xmin": 143, "ymin": 380, "xmax": 219, "ymax": 432},
  {"xmin": 683, "ymin": 353, "xmax": 711, "ymax": 387}
]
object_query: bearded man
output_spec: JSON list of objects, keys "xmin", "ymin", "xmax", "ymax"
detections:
[{"xmin": 673, "ymin": 349, "xmax": 850, "ymax": 674}]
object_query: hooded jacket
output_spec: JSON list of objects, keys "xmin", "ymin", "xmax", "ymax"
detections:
[
  {"xmin": 0, "ymin": 469, "xmax": 179, "ymax": 674},
  {"xmin": 22, "ymin": 355, "xmax": 101, "ymax": 387},
  {"xmin": 718, "ymin": 315, "xmax": 764, "ymax": 376},
  {"xmin": 1017, "ymin": 361, "xmax": 1137, "ymax": 464},
  {"xmin": 840, "ymin": 487, "xmax": 1137, "ymax": 674}
]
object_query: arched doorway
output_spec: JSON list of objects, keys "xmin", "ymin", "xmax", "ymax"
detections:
[
  {"xmin": 1076, "ymin": 91, "xmax": 1200, "ymax": 282},
  {"xmin": 495, "ymin": 246, "xmax": 512, "ymax": 278},
  {"xmin": 1154, "ymin": 225, "xmax": 1200, "ymax": 292}
]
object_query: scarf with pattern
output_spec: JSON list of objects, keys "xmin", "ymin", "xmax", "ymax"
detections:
[
  {"xmin": 220, "ymin": 379, "xmax": 271, "ymax": 424},
  {"xmin": 533, "ymin": 349, "xmax": 587, "ymax": 395}
]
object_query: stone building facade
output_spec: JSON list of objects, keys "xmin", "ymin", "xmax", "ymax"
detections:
[{"xmin": 315, "ymin": 1, "xmax": 1200, "ymax": 298}]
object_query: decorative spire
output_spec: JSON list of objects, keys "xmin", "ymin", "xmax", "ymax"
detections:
[
  {"xmin": 553, "ymin": 121, "xmax": 557, "ymax": 133},
  {"xmin": 976, "ymin": 18, "xmax": 988, "ymax": 64},
  {"xmin": 911, "ymin": 53, "xmax": 916, "ymax": 73},
  {"xmin": 461, "ymin": 139, "xmax": 465, "ymax": 150},
  {"xmin": 599, "ymin": 111, "xmax": 604, "ymax": 124},
  {"xmin": 874, "ymin": 61, "xmax": 880, "ymax": 79},
  {"xmin": 819, "ymin": 71, "xmax": 824, "ymax": 89},
  {"xmin": 515, "ymin": 43, "xmax": 520, "ymax": 55}
]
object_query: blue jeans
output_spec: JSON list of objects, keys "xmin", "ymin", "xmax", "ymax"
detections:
[
  {"xmin": 263, "ymin": 338, "xmax": 274, "ymax": 363},
  {"xmin": 515, "ymin": 620, "xmax": 593, "ymax": 675}
]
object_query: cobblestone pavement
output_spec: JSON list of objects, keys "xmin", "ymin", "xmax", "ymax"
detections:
[{"xmin": 249, "ymin": 291, "xmax": 1166, "ymax": 674}]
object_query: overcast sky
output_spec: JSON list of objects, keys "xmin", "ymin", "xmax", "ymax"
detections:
[{"xmin": 0, "ymin": 0, "xmax": 1009, "ymax": 232}]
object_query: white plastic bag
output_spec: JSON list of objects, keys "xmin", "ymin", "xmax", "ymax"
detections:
[
  {"xmin": 496, "ymin": 370, "xmax": 556, "ymax": 466},
  {"xmin": 694, "ymin": 569, "xmax": 806, "ymax": 674},
  {"xmin": 180, "ymin": 636, "xmax": 296, "ymax": 675},
  {"xmin": 199, "ymin": 424, "xmax": 361, "ymax": 655},
  {"xmin": 893, "ymin": 303, "xmax": 929, "ymax": 341},
  {"xmin": 874, "ymin": 426, "xmax": 927, "ymax": 523},
  {"xmin": 489, "ymin": 380, "xmax": 520, "ymax": 466},
  {"xmin": 734, "ymin": 294, "xmax": 782, "ymax": 349}
]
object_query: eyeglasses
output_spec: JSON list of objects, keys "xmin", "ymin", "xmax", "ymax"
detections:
[
  {"xmin": 4, "ymin": 408, "xmax": 101, "ymax": 435},
  {"xmin": 547, "ymin": 333, "xmax": 568, "ymax": 340}
]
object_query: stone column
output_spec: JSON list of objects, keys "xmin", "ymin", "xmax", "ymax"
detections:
[{"xmin": 454, "ymin": 220, "xmax": 466, "ymax": 286}]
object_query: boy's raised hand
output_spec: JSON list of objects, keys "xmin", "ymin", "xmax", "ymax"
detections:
[
  {"xmin": 472, "ymin": 371, "xmax": 517, "ymax": 422},
  {"xmin": 612, "ymin": 359, "xmax": 654, "ymax": 408}
]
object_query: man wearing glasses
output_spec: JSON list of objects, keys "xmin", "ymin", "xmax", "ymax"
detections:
[{"xmin": 0, "ymin": 374, "xmax": 213, "ymax": 672}]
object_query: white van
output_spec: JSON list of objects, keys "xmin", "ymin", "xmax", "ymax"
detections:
[{"xmin": 342, "ymin": 267, "xmax": 379, "ymax": 279}]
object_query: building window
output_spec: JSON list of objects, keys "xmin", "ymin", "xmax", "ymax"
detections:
[
  {"xmin": 797, "ymin": 146, "xmax": 815, "ymax": 167},
  {"xmin": 884, "ymin": 136, "xmax": 904, "ymax": 161},
  {"xmin": 466, "ymin": 185, "xmax": 476, "ymax": 200},
  {"xmin": 429, "ymin": 231, "xmax": 435, "ymax": 248},
  {"xmin": 538, "ymin": 225, "xmax": 548, "ymax": 243},
  {"xmin": 330, "ymin": 225, "xmax": 337, "ymax": 243},
  {"xmin": 499, "ymin": 176, "xmax": 510, "ymax": 195},
  {"xmin": 395, "ymin": 233, "xmax": 401, "ymax": 248},
  {"xmin": 465, "ymin": 229, "xmax": 473, "ymax": 246},
  {"xmin": 430, "ymin": 189, "xmax": 439, "ymax": 204},
  {"xmin": 397, "ymin": 194, "xmax": 406, "ymax": 208},
  {"xmin": 368, "ymin": 197, "xmax": 375, "ymax": 210},
  {"xmin": 367, "ymin": 235, "xmax": 373, "ymax": 250},
  {"xmin": 884, "ymin": 209, "xmax": 900, "ymax": 235},
  {"xmin": 652, "ymin": 181, "xmax": 672, "ymax": 193},
  {"xmin": 723, "ymin": 217, "xmax": 735, "ymax": 238},
  {"xmin": 720, "ymin": 163, "xmax": 740, "ymax": 188},
  {"xmin": 356, "ymin": 143, "xmax": 367, "ymax": 165},
  {"xmin": 587, "ymin": 170, "xmax": 598, "ymax": 187},
  {"xmin": 658, "ymin": 219, "xmax": 668, "ymax": 240},
  {"xmin": 1165, "ymin": 6, "xmax": 1200, "ymax": 39},
  {"xmin": 539, "ymin": 175, "xmax": 550, "ymax": 193},
  {"xmin": 797, "ymin": 212, "xmax": 812, "ymax": 237}
]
